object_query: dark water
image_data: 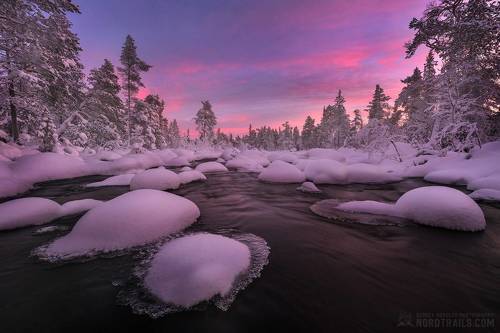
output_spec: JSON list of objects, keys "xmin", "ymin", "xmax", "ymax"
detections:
[{"xmin": 0, "ymin": 172, "xmax": 499, "ymax": 332}]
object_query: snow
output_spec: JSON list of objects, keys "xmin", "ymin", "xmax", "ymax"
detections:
[
  {"xmin": 178, "ymin": 170, "xmax": 207, "ymax": 185},
  {"xmin": 226, "ymin": 150, "xmax": 269, "ymax": 172},
  {"xmin": 297, "ymin": 181, "xmax": 321, "ymax": 193},
  {"xmin": 163, "ymin": 156, "xmax": 190, "ymax": 167},
  {"xmin": 42, "ymin": 190, "xmax": 200, "ymax": 258},
  {"xmin": 86, "ymin": 173, "xmax": 135, "ymax": 187},
  {"xmin": 307, "ymin": 148, "xmax": 346, "ymax": 162},
  {"xmin": 130, "ymin": 167, "xmax": 181, "ymax": 191},
  {"xmin": 60, "ymin": 199, "xmax": 102, "ymax": 216},
  {"xmin": 0, "ymin": 197, "xmax": 61, "ymax": 231},
  {"xmin": 144, "ymin": 233, "xmax": 250, "ymax": 308},
  {"xmin": 467, "ymin": 173, "xmax": 500, "ymax": 191},
  {"xmin": 267, "ymin": 151, "xmax": 298, "ymax": 164},
  {"xmin": 179, "ymin": 166, "xmax": 192, "ymax": 172},
  {"xmin": 92, "ymin": 150, "xmax": 122, "ymax": 161},
  {"xmin": 304, "ymin": 159, "xmax": 347, "ymax": 184},
  {"xmin": 258, "ymin": 160, "xmax": 305, "ymax": 183},
  {"xmin": 195, "ymin": 161, "xmax": 228, "ymax": 173},
  {"xmin": 346, "ymin": 163, "xmax": 402, "ymax": 184},
  {"xmin": 469, "ymin": 189, "xmax": 500, "ymax": 202},
  {"xmin": 337, "ymin": 186, "xmax": 486, "ymax": 231}
]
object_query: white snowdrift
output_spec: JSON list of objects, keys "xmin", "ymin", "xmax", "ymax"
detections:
[
  {"xmin": 144, "ymin": 233, "xmax": 250, "ymax": 308},
  {"xmin": 178, "ymin": 170, "xmax": 207, "ymax": 185},
  {"xmin": 60, "ymin": 199, "xmax": 102, "ymax": 216},
  {"xmin": 43, "ymin": 190, "xmax": 200, "ymax": 258},
  {"xmin": 304, "ymin": 159, "xmax": 347, "ymax": 184},
  {"xmin": 307, "ymin": 148, "xmax": 346, "ymax": 162},
  {"xmin": 130, "ymin": 168, "xmax": 181, "ymax": 191},
  {"xmin": 0, "ymin": 197, "xmax": 62, "ymax": 231},
  {"xmin": 297, "ymin": 181, "xmax": 321, "ymax": 193},
  {"xmin": 86, "ymin": 173, "xmax": 135, "ymax": 187},
  {"xmin": 258, "ymin": 160, "xmax": 305, "ymax": 183},
  {"xmin": 469, "ymin": 189, "xmax": 500, "ymax": 202},
  {"xmin": 337, "ymin": 186, "xmax": 486, "ymax": 231},
  {"xmin": 195, "ymin": 162, "xmax": 228, "ymax": 173}
]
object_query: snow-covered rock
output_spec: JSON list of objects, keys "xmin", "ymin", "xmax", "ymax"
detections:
[
  {"xmin": 42, "ymin": 190, "xmax": 200, "ymax": 258},
  {"xmin": 346, "ymin": 163, "xmax": 402, "ymax": 184},
  {"xmin": 60, "ymin": 199, "xmax": 102, "ymax": 216},
  {"xmin": 163, "ymin": 156, "xmax": 190, "ymax": 167},
  {"xmin": 467, "ymin": 173, "xmax": 500, "ymax": 191},
  {"xmin": 304, "ymin": 159, "xmax": 347, "ymax": 184},
  {"xmin": 130, "ymin": 167, "xmax": 181, "ymax": 191},
  {"xmin": 307, "ymin": 148, "xmax": 346, "ymax": 162},
  {"xmin": 267, "ymin": 151, "xmax": 298, "ymax": 164},
  {"xmin": 178, "ymin": 170, "xmax": 207, "ymax": 185},
  {"xmin": 337, "ymin": 186, "xmax": 486, "ymax": 231},
  {"xmin": 144, "ymin": 233, "xmax": 250, "ymax": 308},
  {"xmin": 226, "ymin": 157, "xmax": 265, "ymax": 172},
  {"xmin": 195, "ymin": 162, "xmax": 228, "ymax": 173},
  {"xmin": 86, "ymin": 173, "xmax": 135, "ymax": 187},
  {"xmin": 0, "ymin": 197, "xmax": 62, "ymax": 231},
  {"xmin": 296, "ymin": 181, "xmax": 321, "ymax": 193},
  {"xmin": 179, "ymin": 166, "xmax": 192, "ymax": 172},
  {"xmin": 469, "ymin": 189, "xmax": 500, "ymax": 202},
  {"xmin": 258, "ymin": 160, "xmax": 305, "ymax": 183}
]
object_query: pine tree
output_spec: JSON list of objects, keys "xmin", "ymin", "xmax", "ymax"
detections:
[
  {"xmin": 0, "ymin": 0, "xmax": 80, "ymax": 143},
  {"xmin": 118, "ymin": 35, "xmax": 151, "ymax": 145},
  {"xmin": 302, "ymin": 115, "xmax": 316, "ymax": 149},
  {"xmin": 38, "ymin": 110, "xmax": 58, "ymax": 152},
  {"xmin": 144, "ymin": 94, "xmax": 166, "ymax": 149},
  {"xmin": 405, "ymin": 0, "xmax": 499, "ymax": 149},
  {"xmin": 331, "ymin": 90, "xmax": 350, "ymax": 148},
  {"xmin": 352, "ymin": 109, "xmax": 363, "ymax": 132},
  {"xmin": 194, "ymin": 100, "xmax": 217, "ymax": 142},
  {"xmin": 367, "ymin": 84, "xmax": 391, "ymax": 121},
  {"xmin": 169, "ymin": 119, "xmax": 180, "ymax": 147}
]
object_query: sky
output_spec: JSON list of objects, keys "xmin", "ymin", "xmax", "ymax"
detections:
[{"xmin": 70, "ymin": 0, "xmax": 429, "ymax": 135}]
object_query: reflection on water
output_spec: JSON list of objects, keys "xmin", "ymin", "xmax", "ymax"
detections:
[{"xmin": 0, "ymin": 172, "xmax": 499, "ymax": 332}]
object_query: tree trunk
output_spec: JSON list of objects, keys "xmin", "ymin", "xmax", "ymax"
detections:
[{"xmin": 8, "ymin": 79, "xmax": 19, "ymax": 142}]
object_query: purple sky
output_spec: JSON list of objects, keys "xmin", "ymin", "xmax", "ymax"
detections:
[{"xmin": 70, "ymin": 0, "xmax": 429, "ymax": 135}]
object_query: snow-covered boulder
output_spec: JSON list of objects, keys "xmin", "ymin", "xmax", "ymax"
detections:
[
  {"xmin": 86, "ymin": 173, "xmax": 135, "ymax": 187},
  {"xmin": 226, "ymin": 157, "xmax": 265, "ymax": 172},
  {"xmin": 296, "ymin": 181, "xmax": 321, "ymax": 193},
  {"xmin": 346, "ymin": 163, "xmax": 402, "ymax": 184},
  {"xmin": 307, "ymin": 148, "xmax": 346, "ymax": 162},
  {"xmin": 93, "ymin": 150, "xmax": 122, "ymax": 161},
  {"xmin": 144, "ymin": 233, "xmax": 250, "ymax": 308},
  {"xmin": 258, "ymin": 160, "xmax": 305, "ymax": 183},
  {"xmin": 0, "ymin": 197, "xmax": 62, "ymax": 231},
  {"xmin": 164, "ymin": 156, "xmax": 190, "ymax": 167},
  {"xmin": 178, "ymin": 170, "xmax": 207, "ymax": 185},
  {"xmin": 337, "ymin": 186, "xmax": 486, "ymax": 231},
  {"xmin": 304, "ymin": 159, "xmax": 347, "ymax": 184},
  {"xmin": 42, "ymin": 190, "xmax": 200, "ymax": 258},
  {"xmin": 267, "ymin": 151, "xmax": 298, "ymax": 164},
  {"xmin": 60, "ymin": 199, "xmax": 102, "ymax": 216},
  {"xmin": 467, "ymin": 174, "xmax": 500, "ymax": 191},
  {"xmin": 469, "ymin": 189, "xmax": 500, "ymax": 202},
  {"xmin": 180, "ymin": 166, "xmax": 192, "ymax": 172},
  {"xmin": 130, "ymin": 167, "xmax": 181, "ymax": 191},
  {"xmin": 195, "ymin": 162, "xmax": 228, "ymax": 173}
]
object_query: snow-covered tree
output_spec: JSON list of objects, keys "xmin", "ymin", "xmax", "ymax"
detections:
[
  {"xmin": 405, "ymin": 0, "xmax": 499, "ymax": 150},
  {"xmin": 168, "ymin": 119, "xmax": 180, "ymax": 147},
  {"xmin": 194, "ymin": 100, "xmax": 217, "ymax": 142},
  {"xmin": 331, "ymin": 90, "xmax": 350, "ymax": 148},
  {"xmin": 351, "ymin": 109, "xmax": 363, "ymax": 132},
  {"xmin": 118, "ymin": 35, "xmax": 151, "ymax": 145},
  {"xmin": 301, "ymin": 115, "xmax": 316, "ymax": 149},
  {"xmin": 366, "ymin": 84, "xmax": 391, "ymax": 121},
  {"xmin": 144, "ymin": 94, "xmax": 166, "ymax": 149},
  {"xmin": 38, "ymin": 109, "xmax": 58, "ymax": 152}
]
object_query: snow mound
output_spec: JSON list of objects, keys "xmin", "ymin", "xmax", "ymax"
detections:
[
  {"xmin": 307, "ymin": 148, "xmax": 346, "ymax": 162},
  {"xmin": 297, "ymin": 181, "xmax": 321, "ymax": 193},
  {"xmin": 178, "ymin": 170, "xmax": 207, "ymax": 185},
  {"xmin": 469, "ymin": 189, "xmax": 500, "ymax": 202},
  {"xmin": 467, "ymin": 174, "xmax": 500, "ymax": 191},
  {"xmin": 93, "ymin": 150, "xmax": 122, "ymax": 161},
  {"xmin": 179, "ymin": 166, "xmax": 192, "ymax": 172},
  {"xmin": 163, "ymin": 156, "xmax": 190, "ymax": 167},
  {"xmin": 337, "ymin": 186, "xmax": 486, "ymax": 231},
  {"xmin": 267, "ymin": 151, "xmax": 298, "ymax": 164},
  {"xmin": 40, "ymin": 190, "xmax": 200, "ymax": 259},
  {"xmin": 60, "ymin": 199, "xmax": 102, "ymax": 216},
  {"xmin": 195, "ymin": 162, "xmax": 228, "ymax": 173},
  {"xmin": 0, "ymin": 197, "xmax": 61, "ymax": 231},
  {"xmin": 226, "ymin": 157, "xmax": 264, "ymax": 172},
  {"xmin": 304, "ymin": 159, "xmax": 347, "ymax": 184},
  {"xmin": 346, "ymin": 163, "xmax": 402, "ymax": 184},
  {"xmin": 144, "ymin": 234, "xmax": 250, "ymax": 308},
  {"xmin": 130, "ymin": 167, "xmax": 181, "ymax": 191},
  {"xmin": 119, "ymin": 232, "xmax": 269, "ymax": 317},
  {"xmin": 86, "ymin": 174, "xmax": 135, "ymax": 187},
  {"xmin": 11, "ymin": 153, "xmax": 87, "ymax": 183},
  {"xmin": 258, "ymin": 160, "xmax": 305, "ymax": 183}
]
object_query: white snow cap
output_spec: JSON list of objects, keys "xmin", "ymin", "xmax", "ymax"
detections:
[
  {"xmin": 178, "ymin": 170, "xmax": 207, "ymax": 185},
  {"xmin": 469, "ymin": 189, "xmax": 500, "ymax": 202},
  {"xmin": 130, "ymin": 167, "xmax": 181, "ymax": 191},
  {"xmin": 338, "ymin": 186, "xmax": 486, "ymax": 231},
  {"xmin": 0, "ymin": 197, "xmax": 61, "ymax": 231},
  {"xmin": 195, "ymin": 162, "xmax": 228, "ymax": 173},
  {"xmin": 60, "ymin": 199, "xmax": 102, "ymax": 216},
  {"xmin": 144, "ymin": 233, "xmax": 250, "ymax": 308},
  {"xmin": 297, "ymin": 181, "xmax": 321, "ymax": 193},
  {"xmin": 86, "ymin": 173, "xmax": 135, "ymax": 187},
  {"xmin": 43, "ymin": 190, "xmax": 200, "ymax": 258},
  {"xmin": 258, "ymin": 160, "xmax": 305, "ymax": 183}
]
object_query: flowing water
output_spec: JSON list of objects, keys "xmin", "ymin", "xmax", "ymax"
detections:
[{"xmin": 0, "ymin": 171, "xmax": 499, "ymax": 332}]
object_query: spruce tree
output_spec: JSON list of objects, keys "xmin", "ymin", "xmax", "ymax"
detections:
[
  {"xmin": 118, "ymin": 35, "xmax": 151, "ymax": 145},
  {"xmin": 194, "ymin": 101, "xmax": 217, "ymax": 142},
  {"xmin": 301, "ymin": 116, "xmax": 316, "ymax": 149},
  {"xmin": 367, "ymin": 84, "xmax": 391, "ymax": 121}
]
